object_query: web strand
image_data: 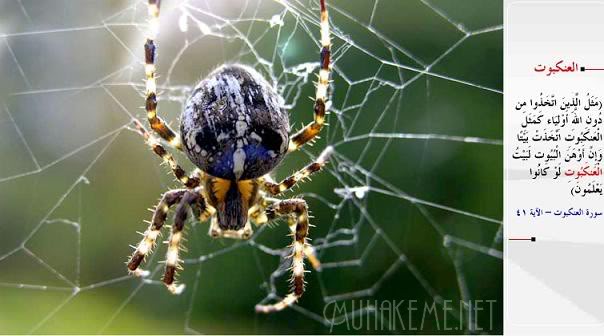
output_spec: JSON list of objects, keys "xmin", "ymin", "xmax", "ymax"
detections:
[{"xmin": 0, "ymin": 0, "xmax": 502, "ymax": 333}]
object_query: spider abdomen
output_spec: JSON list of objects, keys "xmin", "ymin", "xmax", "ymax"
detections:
[{"xmin": 181, "ymin": 64, "xmax": 289, "ymax": 180}]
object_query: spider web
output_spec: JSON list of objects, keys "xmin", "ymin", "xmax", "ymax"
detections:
[{"xmin": 0, "ymin": 0, "xmax": 502, "ymax": 334}]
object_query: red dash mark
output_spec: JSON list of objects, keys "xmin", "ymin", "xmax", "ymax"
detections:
[{"xmin": 509, "ymin": 237, "xmax": 536, "ymax": 242}]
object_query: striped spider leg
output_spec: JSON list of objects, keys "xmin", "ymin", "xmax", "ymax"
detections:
[
  {"xmin": 253, "ymin": 146, "xmax": 333, "ymax": 313},
  {"xmin": 127, "ymin": 188, "xmax": 206, "ymax": 294},
  {"xmin": 254, "ymin": 198, "xmax": 314, "ymax": 313},
  {"xmin": 144, "ymin": 0, "xmax": 182, "ymax": 150},
  {"xmin": 288, "ymin": 0, "xmax": 332, "ymax": 152}
]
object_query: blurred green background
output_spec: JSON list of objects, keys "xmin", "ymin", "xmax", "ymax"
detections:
[{"xmin": 0, "ymin": 0, "xmax": 502, "ymax": 334}]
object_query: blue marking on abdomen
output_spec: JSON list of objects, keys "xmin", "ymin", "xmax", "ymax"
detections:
[{"xmin": 207, "ymin": 143, "xmax": 274, "ymax": 180}]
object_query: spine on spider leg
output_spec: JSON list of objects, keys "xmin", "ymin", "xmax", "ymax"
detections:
[
  {"xmin": 144, "ymin": 0, "xmax": 182, "ymax": 149},
  {"xmin": 163, "ymin": 229, "xmax": 183, "ymax": 293},
  {"xmin": 132, "ymin": 120, "xmax": 200, "ymax": 188},
  {"xmin": 127, "ymin": 190, "xmax": 182, "ymax": 276},
  {"xmin": 289, "ymin": 0, "xmax": 331, "ymax": 152},
  {"xmin": 163, "ymin": 191, "xmax": 199, "ymax": 295},
  {"xmin": 264, "ymin": 146, "xmax": 333, "ymax": 195},
  {"xmin": 291, "ymin": 202, "xmax": 309, "ymax": 297},
  {"xmin": 127, "ymin": 224, "xmax": 160, "ymax": 277},
  {"xmin": 316, "ymin": 0, "xmax": 331, "ymax": 128},
  {"xmin": 255, "ymin": 200, "xmax": 310, "ymax": 313}
]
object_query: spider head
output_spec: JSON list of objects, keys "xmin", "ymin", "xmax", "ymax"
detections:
[
  {"xmin": 216, "ymin": 180, "xmax": 247, "ymax": 230},
  {"xmin": 209, "ymin": 178, "xmax": 257, "ymax": 231},
  {"xmin": 181, "ymin": 64, "xmax": 290, "ymax": 181}
]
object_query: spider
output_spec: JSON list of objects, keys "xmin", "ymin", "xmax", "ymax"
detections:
[{"xmin": 126, "ymin": 0, "xmax": 332, "ymax": 313}]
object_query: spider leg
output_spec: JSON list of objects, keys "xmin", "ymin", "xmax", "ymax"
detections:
[
  {"xmin": 302, "ymin": 239, "xmax": 322, "ymax": 271},
  {"xmin": 285, "ymin": 213, "xmax": 322, "ymax": 271},
  {"xmin": 198, "ymin": 201, "xmax": 215, "ymax": 223},
  {"xmin": 251, "ymin": 196, "xmax": 322, "ymax": 271},
  {"xmin": 144, "ymin": 0, "xmax": 182, "ymax": 150},
  {"xmin": 133, "ymin": 119, "xmax": 200, "ymax": 188},
  {"xmin": 262, "ymin": 146, "xmax": 332, "ymax": 196},
  {"xmin": 255, "ymin": 198, "xmax": 313, "ymax": 313},
  {"xmin": 288, "ymin": 0, "xmax": 331, "ymax": 152},
  {"xmin": 248, "ymin": 196, "xmax": 273, "ymax": 226},
  {"xmin": 127, "ymin": 189, "xmax": 187, "ymax": 276},
  {"xmin": 163, "ymin": 189, "xmax": 205, "ymax": 294}
]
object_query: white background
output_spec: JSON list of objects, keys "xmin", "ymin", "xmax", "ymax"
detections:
[{"xmin": 505, "ymin": 0, "xmax": 604, "ymax": 334}]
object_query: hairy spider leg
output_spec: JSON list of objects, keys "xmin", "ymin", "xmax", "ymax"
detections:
[
  {"xmin": 164, "ymin": 189, "xmax": 205, "ymax": 294},
  {"xmin": 128, "ymin": 189, "xmax": 187, "ymax": 276},
  {"xmin": 198, "ymin": 199, "xmax": 215, "ymax": 223},
  {"xmin": 133, "ymin": 119, "xmax": 200, "ymax": 188},
  {"xmin": 255, "ymin": 199, "xmax": 312, "ymax": 313},
  {"xmin": 251, "ymin": 196, "xmax": 322, "ymax": 269},
  {"xmin": 289, "ymin": 0, "xmax": 331, "ymax": 152},
  {"xmin": 263, "ymin": 146, "xmax": 332, "ymax": 196},
  {"xmin": 285, "ymin": 212, "xmax": 322, "ymax": 271},
  {"xmin": 248, "ymin": 194, "xmax": 274, "ymax": 226},
  {"xmin": 145, "ymin": 0, "xmax": 182, "ymax": 150}
]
